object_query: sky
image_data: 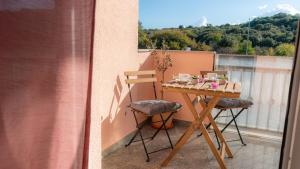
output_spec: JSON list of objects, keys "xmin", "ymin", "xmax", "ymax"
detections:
[{"xmin": 139, "ymin": 0, "xmax": 300, "ymax": 29}]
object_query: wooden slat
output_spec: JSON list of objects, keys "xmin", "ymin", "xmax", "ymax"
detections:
[
  {"xmin": 234, "ymin": 82, "xmax": 242, "ymax": 93},
  {"xmin": 194, "ymin": 82, "xmax": 205, "ymax": 89},
  {"xmin": 125, "ymin": 77, "xmax": 157, "ymax": 84},
  {"xmin": 124, "ymin": 70, "xmax": 156, "ymax": 76},
  {"xmin": 162, "ymin": 80, "xmax": 241, "ymax": 98},
  {"xmin": 200, "ymin": 82, "xmax": 211, "ymax": 90},
  {"xmin": 162, "ymin": 85, "xmax": 241, "ymax": 98},
  {"xmin": 200, "ymin": 70, "xmax": 228, "ymax": 77},
  {"xmin": 225, "ymin": 82, "xmax": 235, "ymax": 93},
  {"xmin": 216, "ymin": 83, "xmax": 227, "ymax": 92},
  {"xmin": 182, "ymin": 84, "xmax": 195, "ymax": 89},
  {"xmin": 162, "ymin": 83, "xmax": 172, "ymax": 87}
]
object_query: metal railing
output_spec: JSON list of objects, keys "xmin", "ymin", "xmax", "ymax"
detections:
[{"xmin": 214, "ymin": 54, "xmax": 293, "ymax": 133}]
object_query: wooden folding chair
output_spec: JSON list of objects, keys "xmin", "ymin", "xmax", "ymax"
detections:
[
  {"xmin": 124, "ymin": 70, "xmax": 182, "ymax": 162},
  {"xmin": 198, "ymin": 71, "xmax": 253, "ymax": 147}
]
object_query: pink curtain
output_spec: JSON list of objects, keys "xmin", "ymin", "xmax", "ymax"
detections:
[{"xmin": 0, "ymin": 0, "xmax": 94, "ymax": 169}]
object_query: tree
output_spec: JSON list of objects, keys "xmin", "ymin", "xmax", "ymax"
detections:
[
  {"xmin": 268, "ymin": 48, "xmax": 275, "ymax": 56},
  {"xmin": 218, "ymin": 35, "xmax": 238, "ymax": 48},
  {"xmin": 151, "ymin": 30, "xmax": 196, "ymax": 50},
  {"xmin": 238, "ymin": 40, "xmax": 255, "ymax": 55},
  {"xmin": 249, "ymin": 33, "xmax": 262, "ymax": 46},
  {"xmin": 197, "ymin": 42, "xmax": 212, "ymax": 51},
  {"xmin": 203, "ymin": 31, "xmax": 223, "ymax": 44},
  {"xmin": 274, "ymin": 43, "xmax": 295, "ymax": 56},
  {"xmin": 169, "ymin": 41, "xmax": 181, "ymax": 50},
  {"xmin": 138, "ymin": 22, "xmax": 152, "ymax": 49},
  {"xmin": 255, "ymin": 47, "xmax": 274, "ymax": 56},
  {"xmin": 260, "ymin": 37, "xmax": 276, "ymax": 47},
  {"xmin": 138, "ymin": 13, "xmax": 299, "ymax": 55}
]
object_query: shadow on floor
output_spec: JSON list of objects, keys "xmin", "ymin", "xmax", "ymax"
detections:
[{"xmin": 102, "ymin": 122, "xmax": 281, "ymax": 169}]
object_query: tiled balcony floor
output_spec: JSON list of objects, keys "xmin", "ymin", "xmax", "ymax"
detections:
[{"xmin": 102, "ymin": 122, "xmax": 281, "ymax": 169}]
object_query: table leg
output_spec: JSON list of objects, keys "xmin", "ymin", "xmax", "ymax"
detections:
[
  {"xmin": 198, "ymin": 123, "xmax": 227, "ymax": 169},
  {"xmin": 198, "ymin": 97, "xmax": 233, "ymax": 158},
  {"xmin": 161, "ymin": 123, "xmax": 196, "ymax": 166},
  {"xmin": 207, "ymin": 114, "xmax": 233, "ymax": 158},
  {"xmin": 194, "ymin": 96, "xmax": 229, "ymax": 169},
  {"xmin": 161, "ymin": 94, "xmax": 231, "ymax": 169}
]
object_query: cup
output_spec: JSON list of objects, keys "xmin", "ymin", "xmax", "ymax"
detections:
[
  {"xmin": 207, "ymin": 73, "xmax": 217, "ymax": 80},
  {"xmin": 178, "ymin": 73, "xmax": 191, "ymax": 82}
]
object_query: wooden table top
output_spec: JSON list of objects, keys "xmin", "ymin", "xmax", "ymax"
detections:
[{"xmin": 162, "ymin": 81, "xmax": 241, "ymax": 98}]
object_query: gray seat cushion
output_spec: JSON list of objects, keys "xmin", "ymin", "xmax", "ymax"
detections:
[
  {"xmin": 205, "ymin": 98, "xmax": 253, "ymax": 109},
  {"xmin": 130, "ymin": 99, "xmax": 182, "ymax": 115}
]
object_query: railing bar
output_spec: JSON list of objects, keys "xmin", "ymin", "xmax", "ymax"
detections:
[
  {"xmin": 217, "ymin": 65, "xmax": 292, "ymax": 72},
  {"xmin": 216, "ymin": 55, "xmax": 292, "ymax": 132},
  {"xmin": 255, "ymin": 72, "xmax": 265, "ymax": 128},
  {"xmin": 239, "ymin": 70, "xmax": 244, "ymax": 125},
  {"xmin": 266, "ymin": 73, "xmax": 276, "ymax": 130},
  {"xmin": 226, "ymin": 70, "xmax": 234, "ymax": 124},
  {"xmin": 278, "ymin": 72, "xmax": 289, "ymax": 132},
  {"xmin": 246, "ymin": 69, "xmax": 254, "ymax": 127}
]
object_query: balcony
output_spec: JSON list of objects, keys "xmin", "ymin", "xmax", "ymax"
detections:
[
  {"xmin": 213, "ymin": 54, "xmax": 292, "ymax": 142},
  {"xmin": 102, "ymin": 50, "xmax": 290, "ymax": 169}
]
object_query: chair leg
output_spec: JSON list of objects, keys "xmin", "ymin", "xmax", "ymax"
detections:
[
  {"xmin": 125, "ymin": 129, "xmax": 139, "ymax": 147},
  {"xmin": 131, "ymin": 110, "xmax": 150, "ymax": 162},
  {"xmin": 160, "ymin": 113, "xmax": 174, "ymax": 149},
  {"xmin": 151, "ymin": 112, "xmax": 174, "ymax": 140},
  {"xmin": 198, "ymin": 109, "xmax": 224, "ymax": 137},
  {"xmin": 125, "ymin": 110, "xmax": 175, "ymax": 162},
  {"xmin": 220, "ymin": 108, "xmax": 244, "ymax": 132},
  {"xmin": 125, "ymin": 112, "xmax": 149, "ymax": 147},
  {"xmin": 138, "ymin": 126, "xmax": 150, "ymax": 162},
  {"xmin": 229, "ymin": 109, "xmax": 246, "ymax": 146}
]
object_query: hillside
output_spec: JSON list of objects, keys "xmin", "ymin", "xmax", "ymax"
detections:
[{"xmin": 139, "ymin": 13, "xmax": 299, "ymax": 56}]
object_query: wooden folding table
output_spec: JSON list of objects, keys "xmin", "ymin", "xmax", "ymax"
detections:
[{"xmin": 161, "ymin": 81, "xmax": 241, "ymax": 169}]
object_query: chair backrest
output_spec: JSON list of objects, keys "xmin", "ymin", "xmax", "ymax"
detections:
[
  {"xmin": 124, "ymin": 70, "xmax": 157, "ymax": 102},
  {"xmin": 200, "ymin": 70, "xmax": 228, "ymax": 78}
]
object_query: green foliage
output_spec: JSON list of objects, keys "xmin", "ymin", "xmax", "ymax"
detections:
[
  {"xmin": 138, "ymin": 13, "xmax": 299, "ymax": 56},
  {"xmin": 218, "ymin": 35, "xmax": 238, "ymax": 48},
  {"xmin": 151, "ymin": 30, "xmax": 196, "ymax": 50},
  {"xmin": 178, "ymin": 25, "xmax": 184, "ymax": 29},
  {"xmin": 238, "ymin": 40, "xmax": 255, "ymax": 55},
  {"xmin": 138, "ymin": 22, "xmax": 152, "ymax": 49},
  {"xmin": 255, "ymin": 47, "xmax": 275, "ymax": 56},
  {"xmin": 259, "ymin": 37, "xmax": 276, "ymax": 47},
  {"xmin": 274, "ymin": 43, "xmax": 295, "ymax": 56},
  {"xmin": 197, "ymin": 42, "xmax": 213, "ymax": 51}
]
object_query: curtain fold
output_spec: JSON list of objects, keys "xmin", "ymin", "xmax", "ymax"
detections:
[{"xmin": 0, "ymin": 1, "xmax": 94, "ymax": 168}]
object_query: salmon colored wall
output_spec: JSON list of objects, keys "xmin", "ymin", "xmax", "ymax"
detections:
[
  {"xmin": 152, "ymin": 50, "xmax": 215, "ymax": 121},
  {"xmin": 91, "ymin": 0, "xmax": 214, "ymax": 160},
  {"xmin": 97, "ymin": 49, "xmax": 214, "ymax": 155},
  {"xmin": 0, "ymin": 1, "xmax": 94, "ymax": 169},
  {"xmin": 91, "ymin": 0, "xmax": 153, "ymax": 155}
]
